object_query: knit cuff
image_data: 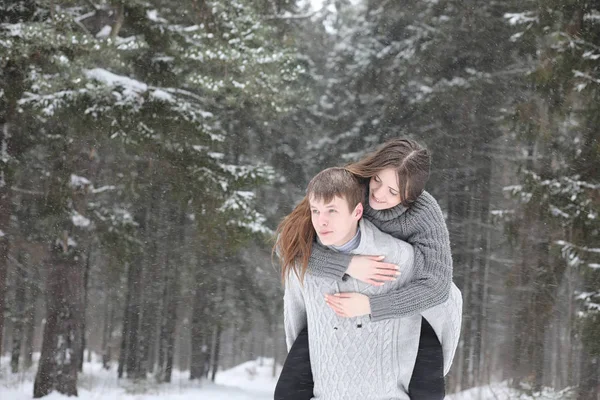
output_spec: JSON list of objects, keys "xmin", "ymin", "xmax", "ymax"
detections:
[
  {"xmin": 369, "ymin": 293, "xmax": 400, "ymax": 322},
  {"xmin": 309, "ymin": 244, "xmax": 352, "ymax": 281}
]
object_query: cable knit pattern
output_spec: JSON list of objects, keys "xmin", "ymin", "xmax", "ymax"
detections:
[
  {"xmin": 309, "ymin": 190, "xmax": 453, "ymax": 321},
  {"xmin": 284, "ymin": 219, "xmax": 419, "ymax": 400}
]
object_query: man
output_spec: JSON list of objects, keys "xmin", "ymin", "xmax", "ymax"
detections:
[{"xmin": 276, "ymin": 167, "xmax": 461, "ymax": 399}]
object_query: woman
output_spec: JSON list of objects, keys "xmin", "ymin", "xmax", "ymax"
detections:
[{"xmin": 275, "ymin": 139, "xmax": 460, "ymax": 400}]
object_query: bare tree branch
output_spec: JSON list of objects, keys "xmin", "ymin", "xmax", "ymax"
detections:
[
  {"xmin": 264, "ymin": 11, "xmax": 318, "ymax": 21},
  {"xmin": 74, "ymin": 19, "xmax": 93, "ymax": 36},
  {"xmin": 84, "ymin": 0, "xmax": 99, "ymax": 10},
  {"xmin": 11, "ymin": 187, "xmax": 44, "ymax": 196},
  {"xmin": 110, "ymin": 4, "xmax": 125, "ymax": 39}
]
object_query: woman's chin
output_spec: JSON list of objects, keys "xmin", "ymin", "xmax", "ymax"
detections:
[{"xmin": 369, "ymin": 198, "xmax": 386, "ymax": 210}]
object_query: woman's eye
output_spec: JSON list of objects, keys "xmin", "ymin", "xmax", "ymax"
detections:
[
  {"xmin": 312, "ymin": 210, "xmax": 319, "ymax": 214},
  {"xmin": 374, "ymin": 176, "xmax": 381, "ymax": 182},
  {"xmin": 390, "ymin": 190, "xmax": 398, "ymax": 196},
  {"xmin": 329, "ymin": 209, "xmax": 337, "ymax": 213}
]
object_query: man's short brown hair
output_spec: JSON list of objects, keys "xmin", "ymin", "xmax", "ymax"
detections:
[{"xmin": 306, "ymin": 167, "xmax": 365, "ymax": 211}]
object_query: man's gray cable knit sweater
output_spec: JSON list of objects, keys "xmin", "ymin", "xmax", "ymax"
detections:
[
  {"xmin": 308, "ymin": 190, "xmax": 453, "ymax": 322},
  {"xmin": 284, "ymin": 218, "xmax": 462, "ymax": 399}
]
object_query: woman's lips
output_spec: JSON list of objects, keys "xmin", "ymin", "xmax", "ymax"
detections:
[{"xmin": 371, "ymin": 193, "xmax": 385, "ymax": 204}]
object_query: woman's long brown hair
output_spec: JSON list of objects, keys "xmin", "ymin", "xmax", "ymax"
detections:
[
  {"xmin": 346, "ymin": 138, "xmax": 430, "ymax": 207},
  {"xmin": 273, "ymin": 196, "xmax": 315, "ymax": 284}
]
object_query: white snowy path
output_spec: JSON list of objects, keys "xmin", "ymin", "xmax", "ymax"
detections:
[
  {"xmin": 0, "ymin": 355, "xmax": 278, "ymax": 400},
  {"xmin": 0, "ymin": 354, "xmax": 563, "ymax": 400}
]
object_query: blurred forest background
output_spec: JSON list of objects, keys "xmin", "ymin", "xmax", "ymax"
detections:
[{"xmin": 0, "ymin": 0, "xmax": 598, "ymax": 398}]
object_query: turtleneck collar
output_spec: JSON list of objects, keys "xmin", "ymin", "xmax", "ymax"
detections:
[{"xmin": 363, "ymin": 194, "xmax": 409, "ymax": 222}]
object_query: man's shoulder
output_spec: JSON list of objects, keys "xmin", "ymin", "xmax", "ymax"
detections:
[
  {"xmin": 358, "ymin": 218, "xmax": 379, "ymax": 237},
  {"xmin": 355, "ymin": 219, "xmax": 413, "ymax": 268},
  {"xmin": 357, "ymin": 219, "xmax": 408, "ymax": 250}
]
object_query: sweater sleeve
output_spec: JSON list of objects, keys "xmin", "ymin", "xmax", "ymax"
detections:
[
  {"xmin": 369, "ymin": 199, "xmax": 453, "ymax": 322},
  {"xmin": 283, "ymin": 272, "xmax": 308, "ymax": 351},
  {"xmin": 306, "ymin": 241, "xmax": 353, "ymax": 281}
]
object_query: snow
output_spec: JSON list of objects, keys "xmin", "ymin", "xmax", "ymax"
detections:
[
  {"xmin": 150, "ymin": 89, "xmax": 174, "ymax": 102},
  {"xmin": 85, "ymin": 69, "xmax": 149, "ymax": 98},
  {"xmin": 504, "ymin": 12, "xmax": 538, "ymax": 26},
  {"xmin": 96, "ymin": 25, "xmax": 112, "ymax": 38},
  {"xmin": 146, "ymin": 10, "xmax": 168, "ymax": 23},
  {"xmin": 71, "ymin": 212, "xmax": 91, "ymax": 228},
  {"xmin": 0, "ymin": 355, "xmax": 278, "ymax": 400},
  {"xmin": 1, "ymin": 23, "xmax": 24, "ymax": 37},
  {"xmin": 0, "ymin": 354, "xmax": 573, "ymax": 400},
  {"xmin": 70, "ymin": 174, "xmax": 92, "ymax": 189},
  {"xmin": 91, "ymin": 185, "xmax": 117, "ymax": 194},
  {"xmin": 584, "ymin": 10, "xmax": 600, "ymax": 21}
]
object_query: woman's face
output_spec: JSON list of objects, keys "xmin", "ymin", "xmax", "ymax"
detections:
[{"xmin": 368, "ymin": 168, "xmax": 402, "ymax": 210}]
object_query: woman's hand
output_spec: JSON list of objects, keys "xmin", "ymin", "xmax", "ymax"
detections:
[
  {"xmin": 325, "ymin": 292, "xmax": 371, "ymax": 318},
  {"xmin": 346, "ymin": 255, "xmax": 399, "ymax": 286}
]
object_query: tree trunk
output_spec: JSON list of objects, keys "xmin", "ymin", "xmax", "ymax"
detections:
[
  {"xmin": 272, "ymin": 322, "xmax": 279, "ymax": 378},
  {"xmin": 138, "ymin": 188, "xmax": 162, "ymax": 379},
  {"xmin": 0, "ymin": 232, "xmax": 7, "ymax": 365},
  {"xmin": 11, "ymin": 261, "xmax": 27, "ymax": 373},
  {"xmin": 33, "ymin": 244, "xmax": 84, "ymax": 398},
  {"xmin": 163, "ymin": 273, "xmax": 179, "ymax": 383},
  {"xmin": 102, "ymin": 295, "xmax": 113, "ymax": 370},
  {"xmin": 0, "ymin": 58, "xmax": 23, "ymax": 366},
  {"xmin": 210, "ymin": 321, "xmax": 222, "ymax": 382},
  {"xmin": 578, "ymin": 352, "xmax": 599, "ymax": 400},
  {"xmin": 474, "ymin": 153, "xmax": 492, "ymax": 385},
  {"xmin": 79, "ymin": 246, "xmax": 92, "ymax": 372},
  {"xmin": 189, "ymin": 283, "xmax": 209, "ymax": 380},
  {"xmin": 160, "ymin": 249, "xmax": 180, "ymax": 382},
  {"xmin": 0, "ymin": 179, "xmax": 9, "ymax": 364},
  {"xmin": 459, "ymin": 188, "xmax": 474, "ymax": 390},
  {"xmin": 137, "ymin": 249, "xmax": 158, "ymax": 377},
  {"xmin": 23, "ymin": 265, "xmax": 39, "ymax": 370},
  {"xmin": 117, "ymin": 263, "xmax": 132, "ymax": 379},
  {"xmin": 125, "ymin": 258, "xmax": 142, "ymax": 379},
  {"xmin": 157, "ymin": 282, "xmax": 166, "ymax": 378}
]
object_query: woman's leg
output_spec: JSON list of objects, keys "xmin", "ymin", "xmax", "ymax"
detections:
[
  {"xmin": 274, "ymin": 326, "xmax": 314, "ymax": 400},
  {"xmin": 408, "ymin": 317, "xmax": 445, "ymax": 400}
]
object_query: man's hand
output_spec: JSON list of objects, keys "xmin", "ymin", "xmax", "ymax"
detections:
[
  {"xmin": 325, "ymin": 292, "xmax": 371, "ymax": 318},
  {"xmin": 346, "ymin": 255, "xmax": 399, "ymax": 286}
]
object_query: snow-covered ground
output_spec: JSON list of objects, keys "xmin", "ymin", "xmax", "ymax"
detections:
[
  {"xmin": 0, "ymin": 354, "xmax": 571, "ymax": 400},
  {"xmin": 0, "ymin": 354, "xmax": 278, "ymax": 400}
]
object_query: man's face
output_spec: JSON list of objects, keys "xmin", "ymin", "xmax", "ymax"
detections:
[{"xmin": 309, "ymin": 195, "xmax": 362, "ymax": 247}]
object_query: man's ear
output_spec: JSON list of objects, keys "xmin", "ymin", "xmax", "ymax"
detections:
[{"xmin": 353, "ymin": 203, "xmax": 364, "ymax": 220}]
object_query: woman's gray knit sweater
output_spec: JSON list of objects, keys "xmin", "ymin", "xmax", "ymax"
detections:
[{"xmin": 308, "ymin": 190, "xmax": 452, "ymax": 322}]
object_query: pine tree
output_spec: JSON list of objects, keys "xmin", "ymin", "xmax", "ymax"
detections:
[
  {"xmin": 505, "ymin": 1, "xmax": 600, "ymax": 395},
  {"xmin": 2, "ymin": 0, "xmax": 306, "ymax": 395}
]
